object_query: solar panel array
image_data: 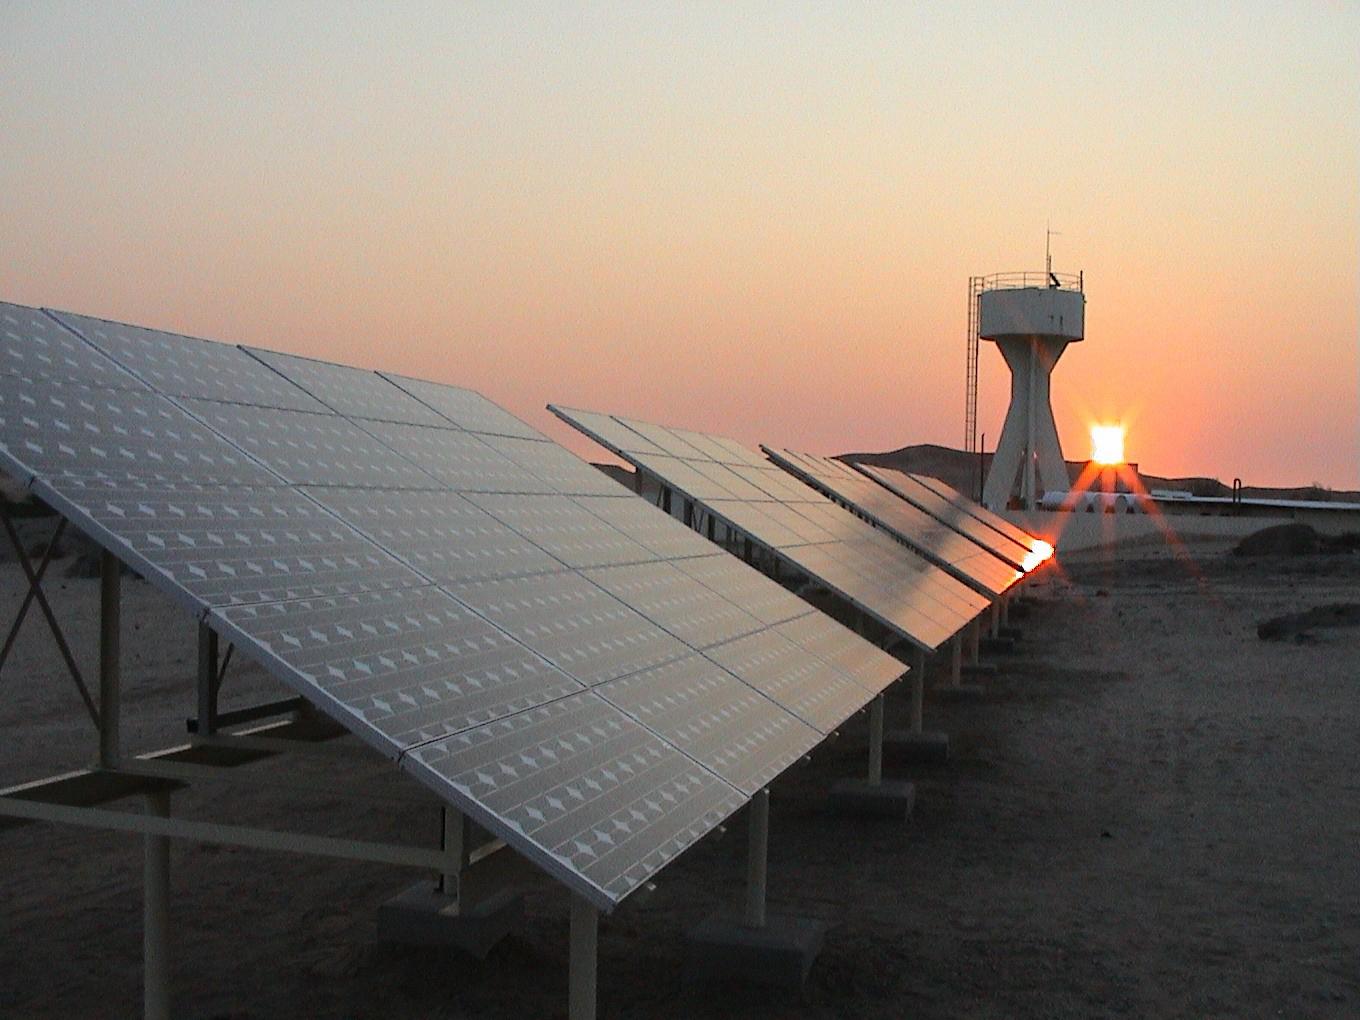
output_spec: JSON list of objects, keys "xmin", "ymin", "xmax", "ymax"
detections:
[
  {"xmin": 0, "ymin": 301, "xmax": 907, "ymax": 911},
  {"xmin": 852, "ymin": 462, "xmax": 1042, "ymax": 566},
  {"xmin": 761, "ymin": 448, "xmax": 1021, "ymax": 597},
  {"xmin": 548, "ymin": 407, "xmax": 993, "ymax": 653}
]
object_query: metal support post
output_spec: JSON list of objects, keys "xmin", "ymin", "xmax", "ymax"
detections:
[
  {"xmin": 950, "ymin": 633, "xmax": 962, "ymax": 687},
  {"xmin": 100, "ymin": 550, "xmax": 121, "ymax": 768},
  {"xmin": 143, "ymin": 790, "xmax": 171, "ymax": 1020},
  {"xmin": 744, "ymin": 788, "xmax": 769, "ymax": 929},
  {"xmin": 911, "ymin": 648, "xmax": 925, "ymax": 733},
  {"xmin": 568, "ymin": 893, "xmax": 598, "ymax": 1020},
  {"xmin": 196, "ymin": 623, "xmax": 219, "ymax": 737},
  {"xmin": 969, "ymin": 617, "xmax": 981, "ymax": 665},
  {"xmin": 1001, "ymin": 595, "xmax": 1010, "ymax": 627},
  {"xmin": 440, "ymin": 806, "xmax": 467, "ymax": 903},
  {"xmin": 867, "ymin": 695, "xmax": 884, "ymax": 786},
  {"xmin": 683, "ymin": 499, "xmax": 694, "ymax": 528},
  {"xmin": 990, "ymin": 602, "xmax": 1000, "ymax": 638}
]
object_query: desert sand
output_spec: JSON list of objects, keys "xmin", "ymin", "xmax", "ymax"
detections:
[{"xmin": 0, "ymin": 535, "xmax": 1356, "ymax": 1018}]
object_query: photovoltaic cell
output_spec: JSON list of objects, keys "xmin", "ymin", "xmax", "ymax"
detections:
[
  {"xmin": 584, "ymin": 562, "xmax": 764, "ymax": 650},
  {"xmin": 180, "ymin": 400, "xmax": 438, "ymax": 489},
  {"xmin": 51, "ymin": 311, "xmax": 328, "ymax": 412},
  {"xmin": 596, "ymin": 655, "xmax": 819, "ymax": 795},
  {"xmin": 212, "ymin": 586, "xmax": 586, "ymax": 750},
  {"xmin": 382, "ymin": 373, "xmax": 546, "ymax": 439},
  {"xmin": 355, "ymin": 419, "xmax": 529, "ymax": 492},
  {"xmin": 447, "ymin": 571, "xmax": 691, "ymax": 686},
  {"xmin": 545, "ymin": 407, "xmax": 666, "ymax": 455},
  {"xmin": 403, "ymin": 692, "xmax": 745, "ymax": 903},
  {"xmin": 0, "ymin": 304, "xmax": 140, "ymax": 391},
  {"xmin": 670, "ymin": 554, "xmax": 813, "ymax": 627},
  {"xmin": 478, "ymin": 433, "xmax": 627, "ymax": 497},
  {"xmin": 570, "ymin": 496, "xmax": 718, "ymax": 561},
  {"xmin": 44, "ymin": 477, "xmax": 426, "ymax": 608},
  {"xmin": 304, "ymin": 487, "xmax": 561, "ymax": 584},
  {"xmin": 247, "ymin": 348, "xmax": 448, "ymax": 426},
  {"xmin": 466, "ymin": 493, "xmax": 655, "ymax": 569},
  {"xmin": 0, "ymin": 377, "xmax": 280, "ymax": 487},
  {"xmin": 774, "ymin": 615, "xmax": 903, "ymax": 695},
  {"xmin": 705, "ymin": 629, "xmax": 873, "ymax": 734}
]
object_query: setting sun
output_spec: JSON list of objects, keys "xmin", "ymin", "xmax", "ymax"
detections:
[{"xmin": 1090, "ymin": 424, "xmax": 1126, "ymax": 466}]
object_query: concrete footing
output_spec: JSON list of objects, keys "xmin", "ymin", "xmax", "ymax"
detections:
[
  {"xmin": 684, "ymin": 913, "xmax": 826, "ymax": 988},
  {"xmin": 377, "ymin": 883, "xmax": 524, "ymax": 959},
  {"xmin": 933, "ymin": 683, "xmax": 987, "ymax": 702},
  {"xmin": 826, "ymin": 778, "xmax": 915, "ymax": 819},
  {"xmin": 979, "ymin": 636, "xmax": 1016, "ymax": 656},
  {"xmin": 883, "ymin": 728, "xmax": 950, "ymax": 764}
]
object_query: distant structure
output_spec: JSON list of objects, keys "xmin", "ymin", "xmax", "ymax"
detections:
[{"xmin": 975, "ymin": 262, "xmax": 1085, "ymax": 511}]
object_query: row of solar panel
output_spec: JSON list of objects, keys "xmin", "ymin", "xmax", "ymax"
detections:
[
  {"xmin": 550, "ymin": 406, "xmax": 998, "ymax": 652},
  {"xmin": 0, "ymin": 301, "xmax": 906, "ymax": 910}
]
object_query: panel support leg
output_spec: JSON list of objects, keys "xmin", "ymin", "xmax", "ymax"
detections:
[
  {"xmin": 195, "ymin": 623, "xmax": 218, "ymax": 738},
  {"xmin": 744, "ymin": 788, "xmax": 769, "ymax": 929},
  {"xmin": 990, "ymin": 602, "xmax": 1000, "ymax": 639},
  {"xmin": 867, "ymin": 694, "xmax": 884, "ymax": 785},
  {"xmin": 950, "ymin": 633, "xmax": 962, "ymax": 687},
  {"xmin": 100, "ymin": 550, "xmax": 121, "ymax": 768},
  {"xmin": 440, "ymin": 806, "xmax": 467, "ymax": 904},
  {"xmin": 911, "ymin": 648, "xmax": 925, "ymax": 733},
  {"xmin": 1001, "ymin": 595, "xmax": 1010, "ymax": 627},
  {"xmin": 569, "ymin": 893, "xmax": 598, "ymax": 1020},
  {"xmin": 144, "ymin": 791, "xmax": 171, "ymax": 1020},
  {"xmin": 968, "ymin": 618, "xmax": 981, "ymax": 665}
]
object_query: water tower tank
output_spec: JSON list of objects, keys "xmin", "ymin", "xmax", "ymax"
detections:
[{"xmin": 978, "ymin": 273, "xmax": 1086, "ymax": 511}]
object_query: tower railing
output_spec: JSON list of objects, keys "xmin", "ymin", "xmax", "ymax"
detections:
[{"xmin": 977, "ymin": 271, "xmax": 1082, "ymax": 293}]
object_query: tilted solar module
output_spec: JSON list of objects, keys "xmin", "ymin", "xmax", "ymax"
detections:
[
  {"xmin": 548, "ymin": 406, "xmax": 992, "ymax": 653},
  {"xmin": 853, "ymin": 462, "xmax": 1044, "ymax": 564},
  {"xmin": 762, "ymin": 447, "xmax": 1021, "ymax": 597},
  {"xmin": 0, "ymin": 300, "xmax": 906, "ymax": 910}
]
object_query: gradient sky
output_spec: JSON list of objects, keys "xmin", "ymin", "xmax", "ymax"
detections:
[{"xmin": 2, "ymin": 2, "xmax": 1356, "ymax": 487}]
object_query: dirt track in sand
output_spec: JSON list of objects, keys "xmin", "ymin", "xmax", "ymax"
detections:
[{"xmin": 0, "ymin": 541, "xmax": 1356, "ymax": 1018}]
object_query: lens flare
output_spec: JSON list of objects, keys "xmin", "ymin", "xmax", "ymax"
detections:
[
  {"xmin": 1090, "ymin": 424, "xmax": 1125, "ymax": 465},
  {"xmin": 1020, "ymin": 539, "xmax": 1054, "ymax": 572}
]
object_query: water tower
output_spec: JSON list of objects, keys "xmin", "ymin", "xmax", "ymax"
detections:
[{"xmin": 974, "ymin": 266, "xmax": 1085, "ymax": 511}]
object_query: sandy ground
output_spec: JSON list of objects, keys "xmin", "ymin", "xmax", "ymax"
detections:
[{"xmin": 0, "ymin": 537, "xmax": 1356, "ymax": 1018}]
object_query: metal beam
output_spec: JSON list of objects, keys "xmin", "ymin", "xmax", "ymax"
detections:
[{"xmin": 0, "ymin": 795, "xmax": 449, "ymax": 871}]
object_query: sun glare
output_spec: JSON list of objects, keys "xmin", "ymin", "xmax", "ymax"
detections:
[{"xmin": 1090, "ymin": 424, "xmax": 1126, "ymax": 466}]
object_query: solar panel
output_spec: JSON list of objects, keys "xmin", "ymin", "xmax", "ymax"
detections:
[
  {"xmin": 550, "ymin": 406, "xmax": 991, "ymax": 652},
  {"xmin": 596, "ymin": 655, "xmax": 820, "ymax": 795},
  {"xmin": 570, "ymin": 496, "xmax": 718, "ymax": 561},
  {"xmin": 354, "ymin": 419, "xmax": 531, "ymax": 492},
  {"xmin": 705, "ymin": 629, "xmax": 873, "ymax": 734},
  {"xmin": 51, "ymin": 311, "xmax": 329, "ymax": 412},
  {"xmin": 669, "ymin": 554, "xmax": 813, "ymax": 626},
  {"xmin": 764, "ymin": 447, "xmax": 1021, "ymax": 597},
  {"xmin": 213, "ymin": 586, "xmax": 585, "ymax": 749},
  {"xmin": 403, "ymin": 692, "xmax": 745, "ymax": 904},
  {"xmin": 862, "ymin": 463, "xmax": 1041, "ymax": 555},
  {"xmin": 584, "ymin": 562, "xmax": 764, "ymax": 650},
  {"xmin": 247, "ymin": 348, "xmax": 449, "ymax": 426},
  {"xmin": 0, "ymin": 304, "xmax": 141, "ymax": 390},
  {"xmin": 446, "ymin": 571, "xmax": 692, "ymax": 686},
  {"xmin": 547, "ymin": 406, "xmax": 666, "ymax": 455},
  {"xmin": 382, "ymin": 373, "xmax": 546, "ymax": 440},
  {"xmin": 2, "ymin": 300, "xmax": 904, "ymax": 912},
  {"xmin": 465, "ymin": 493, "xmax": 656, "ymax": 569},
  {"xmin": 179, "ymin": 400, "xmax": 438, "ymax": 489},
  {"xmin": 773, "ymin": 615, "xmax": 905, "ymax": 695},
  {"xmin": 45, "ymin": 477, "xmax": 426, "ymax": 608},
  {"xmin": 0, "ymin": 377, "xmax": 280, "ymax": 487},
  {"xmin": 302, "ymin": 487, "xmax": 561, "ymax": 584}
]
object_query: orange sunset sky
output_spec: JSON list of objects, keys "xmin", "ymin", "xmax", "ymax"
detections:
[{"xmin": 2, "ymin": 3, "xmax": 1356, "ymax": 488}]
